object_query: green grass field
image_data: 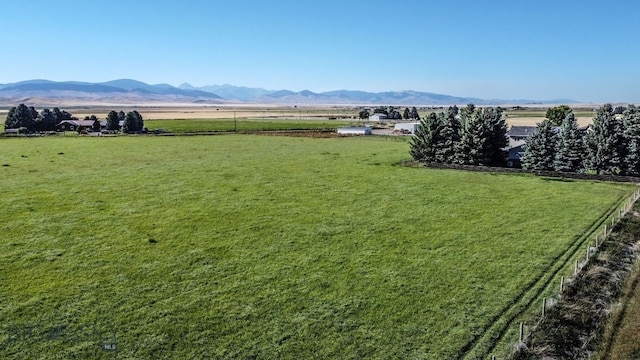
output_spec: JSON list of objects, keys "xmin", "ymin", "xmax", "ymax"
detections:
[
  {"xmin": 0, "ymin": 135, "xmax": 634, "ymax": 359},
  {"xmin": 144, "ymin": 119, "xmax": 354, "ymax": 133}
]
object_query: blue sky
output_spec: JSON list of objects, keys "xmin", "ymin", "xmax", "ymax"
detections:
[{"xmin": 1, "ymin": 0, "xmax": 640, "ymax": 102}]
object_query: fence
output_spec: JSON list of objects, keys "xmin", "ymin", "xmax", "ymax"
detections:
[
  {"xmin": 505, "ymin": 187, "xmax": 640, "ymax": 358},
  {"xmin": 415, "ymin": 161, "xmax": 640, "ymax": 183}
]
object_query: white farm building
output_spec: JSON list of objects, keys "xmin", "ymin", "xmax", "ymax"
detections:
[
  {"xmin": 337, "ymin": 127, "xmax": 372, "ymax": 135},
  {"xmin": 393, "ymin": 122, "xmax": 420, "ymax": 134},
  {"xmin": 368, "ymin": 113, "xmax": 388, "ymax": 122}
]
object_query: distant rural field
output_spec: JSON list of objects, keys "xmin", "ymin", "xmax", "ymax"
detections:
[
  {"xmin": 0, "ymin": 105, "xmax": 598, "ymax": 130},
  {"xmin": 144, "ymin": 119, "xmax": 353, "ymax": 133},
  {"xmin": 0, "ymin": 135, "xmax": 633, "ymax": 358}
]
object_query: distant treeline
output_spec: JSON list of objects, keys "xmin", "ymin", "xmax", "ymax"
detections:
[{"xmin": 4, "ymin": 104, "xmax": 144, "ymax": 133}]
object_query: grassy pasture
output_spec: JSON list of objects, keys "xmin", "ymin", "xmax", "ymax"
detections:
[
  {"xmin": 144, "ymin": 118, "xmax": 353, "ymax": 133},
  {"xmin": 0, "ymin": 135, "xmax": 634, "ymax": 359}
]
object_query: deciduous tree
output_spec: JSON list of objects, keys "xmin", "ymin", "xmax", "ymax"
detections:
[{"xmin": 545, "ymin": 105, "xmax": 573, "ymax": 126}]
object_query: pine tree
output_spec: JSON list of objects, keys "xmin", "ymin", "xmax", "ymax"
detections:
[
  {"xmin": 521, "ymin": 120, "xmax": 557, "ymax": 171},
  {"xmin": 553, "ymin": 113, "xmax": 585, "ymax": 172},
  {"xmin": 453, "ymin": 104, "xmax": 506, "ymax": 165},
  {"xmin": 454, "ymin": 104, "xmax": 483, "ymax": 165},
  {"xmin": 409, "ymin": 112, "xmax": 439, "ymax": 162},
  {"xmin": 410, "ymin": 107, "xmax": 420, "ymax": 120},
  {"xmin": 481, "ymin": 107, "xmax": 508, "ymax": 166},
  {"xmin": 4, "ymin": 106, "xmax": 17, "ymax": 129},
  {"xmin": 434, "ymin": 106, "xmax": 460, "ymax": 163},
  {"xmin": 584, "ymin": 104, "xmax": 625, "ymax": 174},
  {"xmin": 403, "ymin": 108, "xmax": 410, "ymax": 120},
  {"xmin": 623, "ymin": 105, "xmax": 640, "ymax": 175},
  {"xmin": 106, "ymin": 111, "xmax": 120, "ymax": 131}
]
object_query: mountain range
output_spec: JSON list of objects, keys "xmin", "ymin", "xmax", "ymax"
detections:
[{"xmin": 0, "ymin": 79, "xmax": 578, "ymax": 106}]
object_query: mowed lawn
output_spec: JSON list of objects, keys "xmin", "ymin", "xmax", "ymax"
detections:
[{"xmin": 0, "ymin": 135, "xmax": 633, "ymax": 359}]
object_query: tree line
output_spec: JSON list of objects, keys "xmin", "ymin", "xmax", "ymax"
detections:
[
  {"xmin": 410, "ymin": 103, "xmax": 640, "ymax": 177},
  {"xmin": 409, "ymin": 104, "xmax": 508, "ymax": 166},
  {"xmin": 522, "ymin": 104, "xmax": 640, "ymax": 176},
  {"xmin": 359, "ymin": 106, "xmax": 421, "ymax": 120},
  {"xmin": 4, "ymin": 104, "xmax": 144, "ymax": 133}
]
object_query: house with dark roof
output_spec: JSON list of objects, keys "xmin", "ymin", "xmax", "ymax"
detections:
[
  {"xmin": 507, "ymin": 126, "xmax": 538, "ymax": 141},
  {"xmin": 56, "ymin": 120, "xmax": 100, "ymax": 132},
  {"xmin": 505, "ymin": 126, "xmax": 538, "ymax": 167}
]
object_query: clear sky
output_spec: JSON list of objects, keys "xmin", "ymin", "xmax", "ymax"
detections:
[{"xmin": 1, "ymin": 0, "xmax": 639, "ymax": 103}]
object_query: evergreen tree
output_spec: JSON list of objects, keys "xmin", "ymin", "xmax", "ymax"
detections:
[
  {"xmin": 132, "ymin": 110, "xmax": 144, "ymax": 131},
  {"xmin": 584, "ymin": 104, "xmax": 625, "ymax": 174},
  {"xmin": 106, "ymin": 111, "xmax": 120, "ymax": 131},
  {"xmin": 37, "ymin": 108, "xmax": 58, "ymax": 131},
  {"xmin": 452, "ymin": 104, "xmax": 506, "ymax": 165},
  {"xmin": 409, "ymin": 112, "xmax": 440, "ymax": 162},
  {"xmin": 434, "ymin": 106, "xmax": 460, "ymax": 163},
  {"xmin": 410, "ymin": 107, "xmax": 420, "ymax": 120},
  {"xmin": 403, "ymin": 108, "xmax": 410, "ymax": 120},
  {"xmin": 623, "ymin": 105, "xmax": 640, "ymax": 175},
  {"xmin": 481, "ymin": 107, "xmax": 508, "ymax": 166},
  {"xmin": 122, "ymin": 112, "xmax": 136, "ymax": 133},
  {"xmin": 521, "ymin": 120, "xmax": 557, "ymax": 170},
  {"xmin": 454, "ymin": 104, "xmax": 484, "ymax": 165},
  {"xmin": 122, "ymin": 110, "xmax": 144, "ymax": 133},
  {"xmin": 4, "ymin": 106, "xmax": 17, "ymax": 129},
  {"xmin": 553, "ymin": 113, "xmax": 585, "ymax": 172}
]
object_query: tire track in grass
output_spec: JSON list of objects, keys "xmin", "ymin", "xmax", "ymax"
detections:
[{"xmin": 456, "ymin": 194, "xmax": 627, "ymax": 360}]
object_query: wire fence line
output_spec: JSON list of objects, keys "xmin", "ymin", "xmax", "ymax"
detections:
[{"xmin": 505, "ymin": 187, "xmax": 640, "ymax": 359}]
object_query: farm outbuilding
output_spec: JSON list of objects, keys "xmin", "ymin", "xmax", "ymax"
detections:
[
  {"xmin": 337, "ymin": 127, "xmax": 372, "ymax": 135},
  {"xmin": 369, "ymin": 113, "xmax": 388, "ymax": 122},
  {"xmin": 393, "ymin": 122, "xmax": 420, "ymax": 134}
]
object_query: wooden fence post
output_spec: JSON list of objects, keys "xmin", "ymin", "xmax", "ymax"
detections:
[
  {"xmin": 519, "ymin": 322, "xmax": 524, "ymax": 343},
  {"xmin": 575, "ymin": 260, "xmax": 579, "ymax": 275},
  {"xmin": 586, "ymin": 246, "xmax": 590, "ymax": 262},
  {"xmin": 560, "ymin": 276, "xmax": 564, "ymax": 292},
  {"xmin": 542, "ymin": 297, "xmax": 546, "ymax": 317}
]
